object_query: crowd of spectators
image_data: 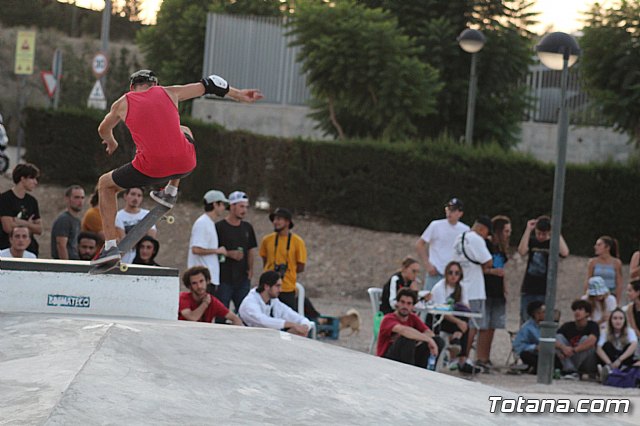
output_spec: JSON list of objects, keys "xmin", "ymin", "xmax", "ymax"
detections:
[
  {"xmin": 376, "ymin": 196, "xmax": 640, "ymax": 383},
  {"xmin": 2, "ymin": 164, "xmax": 640, "ymax": 383}
]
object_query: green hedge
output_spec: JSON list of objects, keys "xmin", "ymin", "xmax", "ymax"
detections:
[{"xmin": 24, "ymin": 107, "xmax": 640, "ymax": 260}]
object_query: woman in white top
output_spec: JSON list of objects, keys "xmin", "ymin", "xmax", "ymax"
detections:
[
  {"xmin": 581, "ymin": 276, "xmax": 617, "ymax": 328},
  {"xmin": 596, "ymin": 308, "xmax": 639, "ymax": 382},
  {"xmin": 431, "ymin": 261, "xmax": 474, "ymax": 372}
]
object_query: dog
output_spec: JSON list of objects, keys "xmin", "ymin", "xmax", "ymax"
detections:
[{"xmin": 339, "ymin": 308, "xmax": 361, "ymax": 337}]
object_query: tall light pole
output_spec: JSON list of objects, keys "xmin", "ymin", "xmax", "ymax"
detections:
[
  {"xmin": 100, "ymin": 0, "xmax": 111, "ymax": 91},
  {"xmin": 458, "ymin": 29, "xmax": 485, "ymax": 145},
  {"xmin": 535, "ymin": 32, "xmax": 580, "ymax": 385}
]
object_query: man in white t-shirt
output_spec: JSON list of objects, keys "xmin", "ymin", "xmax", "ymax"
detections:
[
  {"xmin": 0, "ymin": 225, "xmax": 36, "ymax": 258},
  {"xmin": 187, "ymin": 190, "xmax": 229, "ymax": 292},
  {"xmin": 452, "ymin": 215, "xmax": 493, "ymax": 370},
  {"xmin": 115, "ymin": 187, "xmax": 156, "ymax": 263},
  {"xmin": 416, "ymin": 197, "xmax": 469, "ymax": 291}
]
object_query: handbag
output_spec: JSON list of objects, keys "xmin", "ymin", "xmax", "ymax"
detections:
[{"xmin": 603, "ymin": 366, "xmax": 640, "ymax": 388}]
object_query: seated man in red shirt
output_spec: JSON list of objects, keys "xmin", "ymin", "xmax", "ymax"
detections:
[
  {"xmin": 93, "ymin": 69, "xmax": 262, "ymax": 266},
  {"xmin": 377, "ymin": 288, "xmax": 444, "ymax": 369},
  {"xmin": 179, "ymin": 266, "xmax": 243, "ymax": 325}
]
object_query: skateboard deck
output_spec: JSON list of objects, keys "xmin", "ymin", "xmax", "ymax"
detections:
[{"xmin": 89, "ymin": 203, "xmax": 173, "ymax": 274}]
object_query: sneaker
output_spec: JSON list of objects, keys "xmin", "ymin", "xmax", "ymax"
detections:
[
  {"xmin": 448, "ymin": 361, "xmax": 459, "ymax": 371},
  {"xmin": 561, "ymin": 371, "xmax": 579, "ymax": 380},
  {"xmin": 476, "ymin": 360, "xmax": 492, "ymax": 373},
  {"xmin": 150, "ymin": 189, "xmax": 177, "ymax": 208},
  {"xmin": 90, "ymin": 246, "xmax": 121, "ymax": 266},
  {"xmin": 448, "ymin": 338, "xmax": 462, "ymax": 358},
  {"xmin": 459, "ymin": 361, "xmax": 483, "ymax": 374}
]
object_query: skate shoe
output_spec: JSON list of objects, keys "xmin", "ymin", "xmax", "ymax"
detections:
[{"xmin": 150, "ymin": 189, "xmax": 177, "ymax": 208}]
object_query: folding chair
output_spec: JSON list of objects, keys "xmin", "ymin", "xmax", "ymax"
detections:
[{"xmin": 367, "ymin": 287, "xmax": 383, "ymax": 354}]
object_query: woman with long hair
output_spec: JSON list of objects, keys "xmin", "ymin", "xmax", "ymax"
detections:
[
  {"xmin": 585, "ymin": 236, "xmax": 623, "ymax": 302},
  {"xmin": 431, "ymin": 261, "xmax": 479, "ymax": 374},
  {"xmin": 379, "ymin": 256, "xmax": 420, "ymax": 315},
  {"xmin": 626, "ymin": 281, "xmax": 640, "ymax": 341},
  {"xmin": 132, "ymin": 235, "xmax": 160, "ymax": 266},
  {"xmin": 596, "ymin": 308, "xmax": 639, "ymax": 382},
  {"xmin": 477, "ymin": 215, "xmax": 511, "ymax": 372}
]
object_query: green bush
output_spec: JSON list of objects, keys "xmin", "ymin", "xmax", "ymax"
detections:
[{"xmin": 24, "ymin": 107, "xmax": 640, "ymax": 259}]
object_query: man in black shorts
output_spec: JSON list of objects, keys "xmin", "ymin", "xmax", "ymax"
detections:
[{"xmin": 92, "ymin": 70, "xmax": 262, "ymax": 266}]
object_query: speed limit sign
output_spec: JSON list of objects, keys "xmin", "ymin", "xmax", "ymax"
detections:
[{"xmin": 92, "ymin": 52, "xmax": 108, "ymax": 78}]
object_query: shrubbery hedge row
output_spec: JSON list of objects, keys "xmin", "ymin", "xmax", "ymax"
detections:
[{"xmin": 25, "ymin": 107, "xmax": 640, "ymax": 260}]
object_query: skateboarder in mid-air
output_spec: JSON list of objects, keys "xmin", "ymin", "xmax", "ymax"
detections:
[{"xmin": 91, "ymin": 70, "xmax": 263, "ymax": 267}]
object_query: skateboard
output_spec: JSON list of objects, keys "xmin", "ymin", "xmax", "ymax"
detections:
[{"xmin": 89, "ymin": 204, "xmax": 174, "ymax": 274}]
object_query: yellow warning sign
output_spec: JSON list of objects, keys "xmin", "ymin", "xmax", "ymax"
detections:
[{"xmin": 15, "ymin": 31, "xmax": 36, "ymax": 75}]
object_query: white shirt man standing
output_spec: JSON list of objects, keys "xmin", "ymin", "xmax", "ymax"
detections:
[
  {"xmin": 0, "ymin": 225, "xmax": 36, "ymax": 258},
  {"xmin": 452, "ymin": 215, "xmax": 493, "ymax": 372},
  {"xmin": 187, "ymin": 190, "xmax": 229, "ymax": 291},
  {"xmin": 238, "ymin": 271, "xmax": 310, "ymax": 336},
  {"xmin": 416, "ymin": 197, "xmax": 469, "ymax": 291},
  {"xmin": 115, "ymin": 187, "xmax": 157, "ymax": 263}
]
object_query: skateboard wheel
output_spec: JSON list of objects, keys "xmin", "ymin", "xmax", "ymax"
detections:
[
  {"xmin": 165, "ymin": 215, "xmax": 175, "ymax": 224},
  {"xmin": 119, "ymin": 263, "xmax": 129, "ymax": 272}
]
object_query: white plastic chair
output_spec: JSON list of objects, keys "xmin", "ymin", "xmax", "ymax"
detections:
[
  {"xmin": 296, "ymin": 282, "xmax": 316, "ymax": 339},
  {"xmin": 367, "ymin": 287, "xmax": 382, "ymax": 354}
]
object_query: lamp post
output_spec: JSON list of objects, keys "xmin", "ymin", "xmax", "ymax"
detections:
[
  {"xmin": 535, "ymin": 32, "xmax": 580, "ymax": 385},
  {"xmin": 458, "ymin": 29, "xmax": 485, "ymax": 145}
]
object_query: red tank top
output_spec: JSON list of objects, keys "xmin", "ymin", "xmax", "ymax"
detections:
[{"xmin": 125, "ymin": 86, "xmax": 196, "ymax": 177}]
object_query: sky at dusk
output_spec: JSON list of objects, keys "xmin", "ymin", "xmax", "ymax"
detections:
[{"xmin": 62, "ymin": 0, "xmax": 615, "ymax": 32}]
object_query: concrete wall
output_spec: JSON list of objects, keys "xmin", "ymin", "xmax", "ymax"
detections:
[
  {"xmin": 0, "ymin": 258, "xmax": 179, "ymax": 320},
  {"xmin": 192, "ymin": 100, "xmax": 633, "ymax": 163},
  {"xmin": 192, "ymin": 98, "xmax": 328, "ymax": 140},
  {"xmin": 516, "ymin": 122, "xmax": 633, "ymax": 164}
]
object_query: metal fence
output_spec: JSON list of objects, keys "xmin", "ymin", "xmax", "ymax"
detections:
[
  {"xmin": 523, "ymin": 64, "xmax": 609, "ymax": 126},
  {"xmin": 204, "ymin": 13, "xmax": 607, "ymax": 126},
  {"xmin": 203, "ymin": 13, "xmax": 310, "ymax": 105}
]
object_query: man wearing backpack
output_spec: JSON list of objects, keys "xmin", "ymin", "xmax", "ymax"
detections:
[{"xmin": 451, "ymin": 215, "xmax": 493, "ymax": 373}]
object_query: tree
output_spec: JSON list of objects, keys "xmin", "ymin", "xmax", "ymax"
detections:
[
  {"xmin": 358, "ymin": 0, "xmax": 537, "ymax": 147},
  {"xmin": 580, "ymin": 1, "xmax": 640, "ymax": 145},
  {"xmin": 288, "ymin": 1, "xmax": 442, "ymax": 140}
]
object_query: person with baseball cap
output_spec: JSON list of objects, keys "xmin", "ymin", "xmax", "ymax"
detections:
[
  {"xmin": 92, "ymin": 69, "xmax": 262, "ymax": 268},
  {"xmin": 215, "ymin": 191, "xmax": 258, "ymax": 310},
  {"xmin": 238, "ymin": 270, "xmax": 311, "ymax": 336},
  {"xmin": 415, "ymin": 197, "xmax": 470, "ymax": 292},
  {"xmin": 258, "ymin": 207, "xmax": 307, "ymax": 310},
  {"xmin": 188, "ymin": 190, "xmax": 229, "ymax": 292}
]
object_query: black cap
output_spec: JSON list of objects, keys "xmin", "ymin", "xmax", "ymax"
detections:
[
  {"xmin": 445, "ymin": 197, "xmax": 464, "ymax": 211},
  {"xmin": 129, "ymin": 69, "xmax": 158, "ymax": 86},
  {"xmin": 475, "ymin": 215, "xmax": 493, "ymax": 233},
  {"xmin": 269, "ymin": 207, "xmax": 294, "ymax": 229}
]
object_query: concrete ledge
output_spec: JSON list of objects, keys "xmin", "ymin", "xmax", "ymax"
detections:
[{"xmin": 0, "ymin": 258, "xmax": 179, "ymax": 320}]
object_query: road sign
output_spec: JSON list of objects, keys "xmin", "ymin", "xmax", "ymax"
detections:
[
  {"xmin": 87, "ymin": 80, "xmax": 107, "ymax": 110},
  {"xmin": 40, "ymin": 71, "xmax": 57, "ymax": 98},
  {"xmin": 91, "ymin": 52, "xmax": 109, "ymax": 78},
  {"xmin": 15, "ymin": 31, "xmax": 36, "ymax": 75}
]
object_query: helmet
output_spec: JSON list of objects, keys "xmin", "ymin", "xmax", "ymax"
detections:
[{"xmin": 129, "ymin": 69, "xmax": 158, "ymax": 86}]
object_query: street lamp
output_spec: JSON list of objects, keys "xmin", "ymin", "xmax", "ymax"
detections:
[
  {"xmin": 458, "ymin": 29, "xmax": 486, "ymax": 145},
  {"xmin": 534, "ymin": 32, "xmax": 580, "ymax": 385}
]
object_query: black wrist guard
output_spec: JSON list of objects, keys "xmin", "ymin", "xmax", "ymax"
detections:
[{"xmin": 201, "ymin": 74, "xmax": 230, "ymax": 97}]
